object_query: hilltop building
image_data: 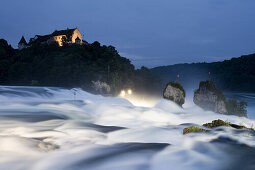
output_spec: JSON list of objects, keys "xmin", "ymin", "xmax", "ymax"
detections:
[
  {"xmin": 18, "ymin": 27, "xmax": 86, "ymax": 50},
  {"xmin": 18, "ymin": 36, "xmax": 29, "ymax": 50}
]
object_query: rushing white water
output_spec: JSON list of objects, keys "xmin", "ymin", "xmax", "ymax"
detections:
[{"xmin": 0, "ymin": 86, "xmax": 255, "ymax": 170}]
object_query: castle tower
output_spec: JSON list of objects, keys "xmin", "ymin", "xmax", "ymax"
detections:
[{"xmin": 18, "ymin": 36, "xmax": 28, "ymax": 50}]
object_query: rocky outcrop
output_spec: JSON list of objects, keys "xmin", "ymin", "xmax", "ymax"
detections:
[
  {"xmin": 163, "ymin": 82, "xmax": 185, "ymax": 107},
  {"xmin": 203, "ymin": 119, "xmax": 230, "ymax": 128},
  {"xmin": 203, "ymin": 119, "xmax": 247, "ymax": 129},
  {"xmin": 91, "ymin": 80, "xmax": 111, "ymax": 95},
  {"xmin": 183, "ymin": 119, "xmax": 253, "ymax": 135},
  {"xmin": 193, "ymin": 81, "xmax": 227, "ymax": 114}
]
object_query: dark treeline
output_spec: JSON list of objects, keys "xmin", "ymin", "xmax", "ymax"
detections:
[
  {"xmin": 152, "ymin": 54, "xmax": 255, "ymax": 92},
  {"xmin": 0, "ymin": 39, "xmax": 161, "ymax": 96}
]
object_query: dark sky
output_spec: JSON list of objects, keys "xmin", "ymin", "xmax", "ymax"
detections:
[{"xmin": 1, "ymin": 0, "xmax": 255, "ymax": 68}]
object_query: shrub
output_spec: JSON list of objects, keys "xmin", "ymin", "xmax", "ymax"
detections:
[{"xmin": 225, "ymin": 99, "xmax": 247, "ymax": 117}]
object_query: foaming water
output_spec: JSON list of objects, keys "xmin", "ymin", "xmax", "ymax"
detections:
[{"xmin": 0, "ymin": 86, "xmax": 255, "ymax": 170}]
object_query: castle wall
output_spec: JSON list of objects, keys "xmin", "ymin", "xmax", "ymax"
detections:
[
  {"xmin": 71, "ymin": 29, "xmax": 82, "ymax": 43},
  {"xmin": 53, "ymin": 35, "xmax": 66, "ymax": 46}
]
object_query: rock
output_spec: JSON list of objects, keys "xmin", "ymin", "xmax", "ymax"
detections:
[
  {"xmin": 228, "ymin": 123, "xmax": 247, "ymax": 129},
  {"xmin": 193, "ymin": 80, "xmax": 227, "ymax": 114},
  {"xmin": 183, "ymin": 126, "xmax": 209, "ymax": 135},
  {"xmin": 163, "ymin": 82, "xmax": 185, "ymax": 107},
  {"xmin": 203, "ymin": 119, "xmax": 230, "ymax": 128},
  {"xmin": 91, "ymin": 80, "xmax": 111, "ymax": 95},
  {"xmin": 184, "ymin": 120, "xmax": 254, "ymax": 135},
  {"xmin": 203, "ymin": 119, "xmax": 249, "ymax": 129}
]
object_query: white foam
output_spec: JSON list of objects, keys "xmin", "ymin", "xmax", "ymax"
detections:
[{"xmin": 0, "ymin": 86, "xmax": 255, "ymax": 170}]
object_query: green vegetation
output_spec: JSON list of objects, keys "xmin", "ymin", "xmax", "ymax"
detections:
[
  {"xmin": 184, "ymin": 120, "xmax": 254, "ymax": 136},
  {"xmin": 0, "ymin": 39, "xmax": 161, "ymax": 95},
  {"xmin": 132, "ymin": 66, "xmax": 162, "ymax": 95},
  {"xmin": 203, "ymin": 119, "xmax": 230, "ymax": 128},
  {"xmin": 166, "ymin": 81, "xmax": 186, "ymax": 97},
  {"xmin": 203, "ymin": 119, "xmax": 248, "ymax": 129},
  {"xmin": 225, "ymin": 99, "xmax": 248, "ymax": 117},
  {"xmin": 183, "ymin": 126, "xmax": 208, "ymax": 135}
]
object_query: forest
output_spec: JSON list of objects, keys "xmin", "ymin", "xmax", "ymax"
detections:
[
  {"xmin": 0, "ymin": 39, "xmax": 161, "ymax": 96},
  {"xmin": 152, "ymin": 53, "xmax": 255, "ymax": 92}
]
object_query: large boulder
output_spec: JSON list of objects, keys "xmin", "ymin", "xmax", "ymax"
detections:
[
  {"xmin": 163, "ymin": 82, "xmax": 185, "ymax": 107},
  {"xmin": 193, "ymin": 80, "xmax": 227, "ymax": 114}
]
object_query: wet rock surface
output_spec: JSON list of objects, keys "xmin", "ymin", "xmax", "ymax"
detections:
[
  {"xmin": 194, "ymin": 81, "xmax": 227, "ymax": 114},
  {"xmin": 163, "ymin": 82, "xmax": 185, "ymax": 107}
]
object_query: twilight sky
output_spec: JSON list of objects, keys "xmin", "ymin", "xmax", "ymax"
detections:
[{"xmin": 1, "ymin": 0, "xmax": 255, "ymax": 68}]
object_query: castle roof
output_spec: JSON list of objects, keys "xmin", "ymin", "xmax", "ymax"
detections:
[
  {"xmin": 26, "ymin": 27, "xmax": 81, "ymax": 45},
  {"xmin": 18, "ymin": 36, "xmax": 27, "ymax": 44},
  {"xmin": 52, "ymin": 28, "xmax": 76, "ymax": 37},
  {"xmin": 35, "ymin": 34, "xmax": 52, "ymax": 42}
]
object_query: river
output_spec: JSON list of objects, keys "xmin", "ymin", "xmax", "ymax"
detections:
[{"xmin": 0, "ymin": 86, "xmax": 255, "ymax": 170}]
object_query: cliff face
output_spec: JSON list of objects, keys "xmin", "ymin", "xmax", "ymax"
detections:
[
  {"xmin": 163, "ymin": 82, "xmax": 185, "ymax": 107},
  {"xmin": 193, "ymin": 81, "xmax": 227, "ymax": 114}
]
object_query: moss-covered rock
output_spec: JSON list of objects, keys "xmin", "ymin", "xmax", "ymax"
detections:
[
  {"xmin": 183, "ymin": 126, "xmax": 209, "ymax": 135},
  {"xmin": 203, "ymin": 119, "xmax": 248, "ymax": 129},
  {"xmin": 203, "ymin": 119, "xmax": 230, "ymax": 128},
  {"xmin": 183, "ymin": 120, "xmax": 254, "ymax": 135}
]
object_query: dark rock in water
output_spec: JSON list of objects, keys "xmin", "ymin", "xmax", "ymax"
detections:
[
  {"xmin": 193, "ymin": 81, "xmax": 227, "ymax": 114},
  {"xmin": 194, "ymin": 81, "xmax": 248, "ymax": 117},
  {"xmin": 229, "ymin": 123, "xmax": 247, "ymax": 129},
  {"xmin": 183, "ymin": 126, "xmax": 209, "ymax": 135},
  {"xmin": 163, "ymin": 82, "xmax": 185, "ymax": 107}
]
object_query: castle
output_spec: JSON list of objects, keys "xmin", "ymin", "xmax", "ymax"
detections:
[{"xmin": 18, "ymin": 27, "xmax": 86, "ymax": 50}]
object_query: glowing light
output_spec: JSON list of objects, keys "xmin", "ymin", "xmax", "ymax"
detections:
[
  {"xmin": 120, "ymin": 90, "xmax": 126, "ymax": 97},
  {"xmin": 127, "ymin": 89, "xmax": 132, "ymax": 95}
]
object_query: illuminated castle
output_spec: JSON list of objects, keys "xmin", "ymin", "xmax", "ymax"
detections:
[{"xmin": 18, "ymin": 27, "xmax": 86, "ymax": 50}]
